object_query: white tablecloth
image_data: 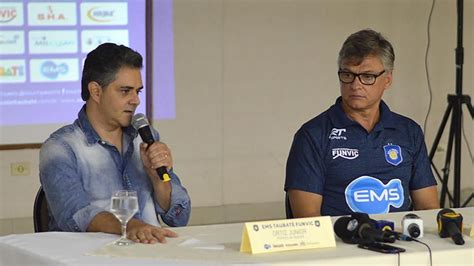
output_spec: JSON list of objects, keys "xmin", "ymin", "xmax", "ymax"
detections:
[{"xmin": 0, "ymin": 208, "xmax": 473, "ymax": 265}]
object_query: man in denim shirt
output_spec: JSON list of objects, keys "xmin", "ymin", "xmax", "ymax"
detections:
[{"xmin": 40, "ymin": 43, "xmax": 191, "ymax": 244}]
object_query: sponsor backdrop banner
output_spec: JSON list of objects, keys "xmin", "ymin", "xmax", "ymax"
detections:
[{"xmin": 0, "ymin": 0, "xmax": 175, "ymax": 144}]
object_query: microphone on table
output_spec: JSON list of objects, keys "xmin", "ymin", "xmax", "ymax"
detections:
[
  {"xmin": 402, "ymin": 213, "xmax": 424, "ymax": 239},
  {"xmin": 373, "ymin": 219, "xmax": 414, "ymax": 241},
  {"xmin": 334, "ymin": 213, "xmax": 395, "ymax": 244},
  {"xmin": 373, "ymin": 219, "xmax": 395, "ymax": 231},
  {"xmin": 334, "ymin": 216, "xmax": 359, "ymax": 243},
  {"xmin": 131, "ymin": 113, "xmax": 171, "ymax": 182},
  {"xmin": 437, "ymin": 208, "xmax": 465, "ymax": 245}
]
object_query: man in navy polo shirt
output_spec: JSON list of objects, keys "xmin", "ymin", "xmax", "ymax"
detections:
[{"xmin": 285, "ymin": 29, "xmax": 439, "ymax": 217}]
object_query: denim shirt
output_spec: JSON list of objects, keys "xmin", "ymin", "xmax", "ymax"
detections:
[{"xmin": 39, "ymin": 106, "xmax": 191, "ymax": 232}]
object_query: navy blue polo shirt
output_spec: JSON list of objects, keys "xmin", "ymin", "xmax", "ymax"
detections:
[{"xmin": 285, "ymin": 97, "xmax": 436, "ymax": 216}]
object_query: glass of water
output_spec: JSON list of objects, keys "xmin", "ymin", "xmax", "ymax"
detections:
[{"xmin": 110, "ymin": 190, "xmax": 139, "ymax": 246}]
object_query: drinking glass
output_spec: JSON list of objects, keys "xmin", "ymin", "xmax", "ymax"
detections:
[{"xmin": 110, "ymin": 190, "xmax": 139, "ymax": 246}]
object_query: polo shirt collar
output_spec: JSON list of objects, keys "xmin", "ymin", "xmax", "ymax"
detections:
[{"xmin": 329, "ymin": 96, "xmax": 397, "ymax": 131}]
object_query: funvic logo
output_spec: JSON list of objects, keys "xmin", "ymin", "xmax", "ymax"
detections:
[
  {"xmin": 345, "ymin": 176, "xmax": 404, "ymax": 214},
  {"xmin": 41, "ymin": 61, "xmax": 68, "ymax": 79},
  {"xmin": 0, "ymin": 7, "xmax": 17, "ymax": 23},
  {"xmin": 332, "ymin": 148, "xmax": 359, "ymax": 160}
]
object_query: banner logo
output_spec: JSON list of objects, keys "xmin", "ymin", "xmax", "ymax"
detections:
[
  {"xmin": 0, "ymin": 31, "xmax": 24, "ymax": 54},
  {"xmin": 0, "ymin": 7, "xmax": 16, "ymax": 23},
  {"xmin": 30, "ymin": 58, "xmax": 79, "ymax": 82},
  {"xmin": 38, "ymin": 5, "xmax": 65, "ymax": 21},
  {"xmin": 0, "ymin": 3, "xmax": 23, "ymax": 26},
  {"xmin": 345, "ymin": 176, "xmax": 404, "ymax": 214},
  {"xmin": 0, "ymin": 60, "xmax": 26, "ymax": 83},
  {"xmin": 29, "ymin": 30, "xmax": 78, "ymax": 54},
  {"xmin": 80, "ymin": 3, "xmax": 127, "ymax": 25},
  {"xmin": 87, "ymin": 7, "xmax": 115, "ymax": 22},
  {"xmin": 383, "ymin": 144, "xmax": 403, "ymax": 166},
  {"xmin": 81, "ymin": 30, "xmax": 129, "ymax": 53},
  {"xmin": 28, "ymin": 3, "xmax": 76, "ymax": 26},
  {"xmin": 41, "ymin": 61, "xmax": 69, "ymax": 79}
]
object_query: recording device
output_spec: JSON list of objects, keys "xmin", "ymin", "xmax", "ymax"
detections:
[
  {"xmin": 437, "ymin": 208, "xmax": 465, "ymax": 245},
  {"xmin": 402, "ymin": 213, "xmax": 423, "ymax": 238},
  {"xmin": 333, "ymin": 213, "xmax": 395, "ymax": 244},
  {"xmin": 357, "ymin": 241, "xmax": 406, "ymax": 254},
  {"xmin": 131, "ymin": 113, "xmax": 171, "ymax": 182}
]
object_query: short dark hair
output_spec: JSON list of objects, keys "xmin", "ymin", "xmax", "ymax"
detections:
[
  {"xmin": 81, "ymin": 43, "xmax": 143, "ymax": 101},
  {"xmin": 338, "ymin": 29, "xmax": 395, "ymax": 71}
]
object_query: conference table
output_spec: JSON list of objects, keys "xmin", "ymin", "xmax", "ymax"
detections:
[{"xmin": 0, "ymin": 208, "xmax": 472, "ymax": 265}]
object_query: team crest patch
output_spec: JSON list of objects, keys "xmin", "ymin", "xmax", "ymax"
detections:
[
  {"xmin": 383, "ymin": 144, "xmax": 403, "ymax": 166},
  {"xmin": 345, "ymin": 176, "xmax": 404, "ymax": 214}
]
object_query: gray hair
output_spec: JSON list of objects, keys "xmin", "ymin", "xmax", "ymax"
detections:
[{"xmin": 337, "ymin": 29, "xmax": 395, "ymax": 71}]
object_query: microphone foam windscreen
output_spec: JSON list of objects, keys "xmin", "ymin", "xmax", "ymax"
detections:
[
  {"xmin": 437, "ymin": 208, "xmax": 455, "ymax": 219},
  {"xmin": 131, "ymin": 113, "xmax": 148, "ymax": 130},
  {"xmin": 351, "ymin": 212, "xmax": 372, "ymax": 224},
  {"xmin": 334, "ymin": 216, "xmax": 358, "ymax": 244}
]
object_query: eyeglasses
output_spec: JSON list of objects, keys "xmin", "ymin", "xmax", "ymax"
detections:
[{"xmin": 338, "ymin": 70, "xmax": 386, "ymax": 85}]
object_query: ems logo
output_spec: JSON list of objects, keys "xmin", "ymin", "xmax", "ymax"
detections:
[
  {"xmin": 345, "ymin": 176, "xmax": 404, "ymax": 214},
  {"xmin": 329, "ymin": 128, "xmax": 347, "ymax": 140},
  {"xmin": 332, "ymin": 148, "xmax": 359, "ymax": 160},
  {"xmin": 383, "ymin": 144, "xmax": 403, "ymax": 166}
]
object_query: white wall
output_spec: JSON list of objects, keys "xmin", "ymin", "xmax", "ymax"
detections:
[
  {"xmin": 0, "ymin": 0, "xmax": 472, "ymax": 232},
  {"xmin": 165, "ymin": 0, "xmax": 473, "ymax": 207}
]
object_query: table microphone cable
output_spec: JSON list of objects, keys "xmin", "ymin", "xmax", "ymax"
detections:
[
  {"xmin": 411, "ymin": 238, "xmax": 432, "ymax": 266},
  {"xmin": 384, "ymin": 229, "xmax": 432, "ymax": 266},
  {"xmin": 390, "ymin": 236, "xmax": 431, "ymax": 266}
]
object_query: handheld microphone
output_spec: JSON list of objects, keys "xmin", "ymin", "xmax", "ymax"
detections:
[
  {"xmin": 352, "ymin": 213, "xmax": 395, "ymax": 243},
  {"xmin": 131, "ymin": 113, "xmax": 171, "ymax": 182},
  {"xmin": 402, "ymin": 213, "xmax": 423, "ymax": 238},
  {"xmin": 373, "ymin": 219, "xmax": 413, "ymax": 241},
  {"xmin": 333, "ymin": 213, "xmax": 395, "ymax": 244},
  {"xmin": 437, "ymin": 208, "xmax": 464, "ymax": 245}
]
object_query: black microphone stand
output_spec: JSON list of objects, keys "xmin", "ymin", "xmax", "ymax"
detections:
[{"xmin": 429, "ymin": 0, "xmax": 473, "ymax": 208}]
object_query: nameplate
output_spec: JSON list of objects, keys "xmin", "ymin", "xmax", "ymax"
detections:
[{"xmin": 240, "ymin": 216, "xmax": 336, "ymax": 254}]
